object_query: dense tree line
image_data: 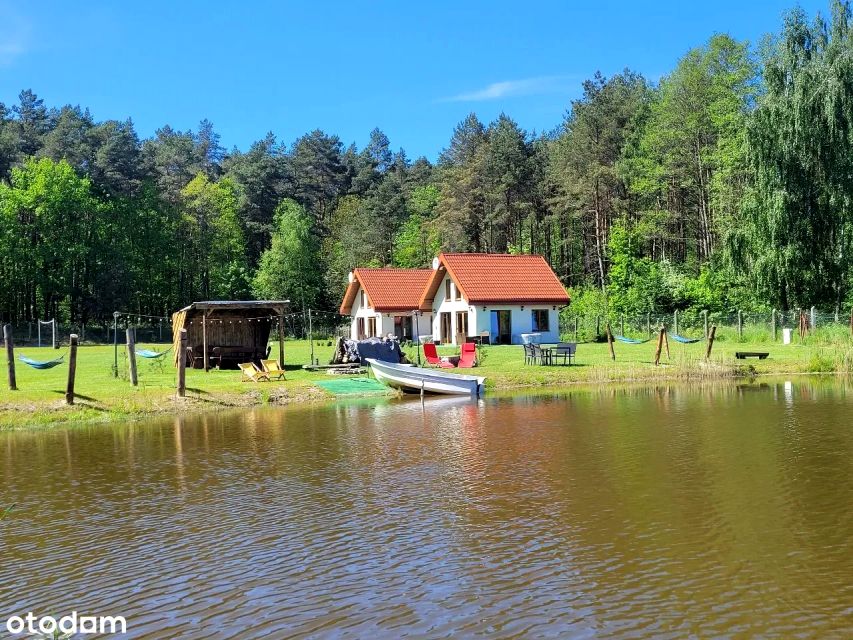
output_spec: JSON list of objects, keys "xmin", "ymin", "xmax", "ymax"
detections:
[{"xmin": 2, "ymin": 1, "xmax": 853, "ymax": 325}]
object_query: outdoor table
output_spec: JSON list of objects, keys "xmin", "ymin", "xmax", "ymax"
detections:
[
  {"xmin": 538, "ymin": 344, "xmax": 572, "ymax": 366},
  {"xmin": 538, "ymin": 345, "xmax": 555, "ymax": 365}
]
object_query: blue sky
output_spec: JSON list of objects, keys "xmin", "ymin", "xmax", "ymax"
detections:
[{"xmin": 0, "ymin": 0, "xmax": 827, "ymax": 160}]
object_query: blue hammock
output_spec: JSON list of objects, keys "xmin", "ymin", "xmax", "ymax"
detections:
[
  {"xmin": 136, "ymin": 347, "xmax": 171, "ymax": 359},
  {"xmin": 18, "ymin": 354, "xmax": 65, "ymax": 370},
  {"xmin": 669, "ymin": 333, "xmax": 703, "ymax": 344},
  {"xmin": 615, "ymin": 335, "xmax": 652, "ymax": 344}
]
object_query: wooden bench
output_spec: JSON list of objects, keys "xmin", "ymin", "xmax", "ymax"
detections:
[
  {"xmin": 735, "ymin": 351, "xmax": 769, "ymax": 360},
  {"xmin": 211, "ymin": 346, "xmax": 264, "ymax": 369}
]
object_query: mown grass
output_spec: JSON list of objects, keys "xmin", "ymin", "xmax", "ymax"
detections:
[{"xmin": 2, "ymin": 334, "xmax": 853, "ymax": 430}]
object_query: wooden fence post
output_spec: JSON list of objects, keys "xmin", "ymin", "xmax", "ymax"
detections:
[
  {"xmin": 65, "ymin": 334, "xmax": 78, "ymax": 405},
  {"xmin": 4, "ymin": 324, "xmax": 16, "ymax": 391},
  {"xmin": 606, "ymin": 322, "xmax": 615, "ymax": 361},
  {"xmin": 654, "ymin": 326, "xmax": 666, "ymax": 366},
  {"xmin": 705, "ymin": 325, "xmax": 717, "ymax": 360},
  {"xmin": 674, "ymin": 310, "xmax": 679, "ymax": 336},
  {"xmin": 177, "ymin": 328, "xmax": 187, "ymax": 398},
  {"xmin": 126, "ymin": 328, "xmax": 138, "ymax": 387},
  {"xmin": 596, "ymin": 315, "xmax": 600, "ymax": 338}
]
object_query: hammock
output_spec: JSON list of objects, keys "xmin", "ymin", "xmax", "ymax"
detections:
[
  {"xmin": 18, "ymin": 354, "xmax": 65, "ymax": 370},
  {"xmin": 669, "ymin": 333, "xmax": 703, "ymax": 344},
  {"xmin": 136, "ymin": 346, "xmax": 172, "ymax": 359},
  {"xmin": 615, "ymin": 335, "xmax": 652, "ymax": 344}
]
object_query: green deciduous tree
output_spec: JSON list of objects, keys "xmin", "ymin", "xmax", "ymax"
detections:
[
  {"xmin": 253, "ymin": 199, "xmax": 324, "ymax": 311},
  {"xmin": 180, "ymin": 174, "xmax": 249, "ymax": 300},
  {"xmin": 739, "ymin": 1, "xmax": 853, "ymax": 309}
]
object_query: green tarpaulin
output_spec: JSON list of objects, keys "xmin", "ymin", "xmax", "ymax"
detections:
[{"xmin": 315, "ymin": 377, "xmax": 390, "ymax": 395}]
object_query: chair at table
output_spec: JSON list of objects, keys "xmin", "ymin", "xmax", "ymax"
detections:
[
  {"xmin": 458, "ymin": 342, "xmax": 477, "ymax": 368},
  {"xmin": 423, "ymin": 343, "xmax": 455, "ymax": 368},
  {"xmin": 186, "ymin": 346, "xmax": 206, "ymax": 369},
  {"xmin": 208, "ymin": 346, "xmax": 223, "ymax": 369}
]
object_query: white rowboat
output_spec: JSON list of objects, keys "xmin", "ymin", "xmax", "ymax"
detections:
[{"xmin": 365, "ymin": 359, "xmax": 485, "ymax": 397}]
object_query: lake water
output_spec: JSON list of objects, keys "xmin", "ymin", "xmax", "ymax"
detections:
[{"xmin": 2, "ymin": 380, "xmax": 852, "ymax": 638}]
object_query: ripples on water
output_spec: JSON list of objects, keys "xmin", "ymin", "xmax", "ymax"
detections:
[{"xmin": 1, "ymin": 381, "xmax": 853, "ymax": 638}]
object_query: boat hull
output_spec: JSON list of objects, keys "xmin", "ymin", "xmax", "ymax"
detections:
[{"xmin": 365, "ymin": 359, "xmax": 485, "ymax": 396}]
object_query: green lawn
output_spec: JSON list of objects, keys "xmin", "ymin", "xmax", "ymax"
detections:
[
  {"xmin": 2, "ymin": 335, "xmax": 851, "ymax": 430},
  {"xmin": 421, "ymin": 334, "xmax": 853, "ymax": 388}
]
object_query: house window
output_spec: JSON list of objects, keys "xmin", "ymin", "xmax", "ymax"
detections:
[
  {"xmin": 360, "ymin": 290, "xmax": 366, "ymax": 308},
  {"xmin": 445, "ymin": 279, "xmax": 452, "ymax": 301},
  {"xmin": 367, "ymin": 317, "xmax": 377, "ymax": 337},
  {"xmin": 532, "ymin": 309, "xmax": 550, "ymax": 332},
  {"xmin": 356, "ymin": 317, "xmax": 365, "ymax": 339}
]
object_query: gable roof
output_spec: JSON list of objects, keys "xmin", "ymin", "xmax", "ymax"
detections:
[
  {"xmin": 339, "ymin": 268, "xmax": 435, "ymax": 314},
  {"xmin": 419, "ymin": 253, "xmax": 570, "ymax": 310}
]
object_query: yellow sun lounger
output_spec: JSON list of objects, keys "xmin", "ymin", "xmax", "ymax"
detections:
[
  {"xmin": 261, "ymin": 359, "xmax": 286, "ymax": 380},
  {"xmin": 239, "ymin": 362, "xmax": 269, "ymax": 382}
]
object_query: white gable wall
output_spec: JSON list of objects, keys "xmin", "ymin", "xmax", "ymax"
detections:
[
  {"xmin": 348, "ymin": 283, "xmax": 432, "ymax": 340},
  {"xmin": 430, "ymin": 274, "xmax": 478, "ymax": 345},
  {"xmin": 349, "ymin": 285, "xmax": 379, "ymax": 339},
  {"xmin": 429, "ymin": 273, "xmax": 562, "ymax": 344}
]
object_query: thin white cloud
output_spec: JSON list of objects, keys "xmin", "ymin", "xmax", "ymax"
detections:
[
  {"xmin": 0, "ymin": 3, "xmax": 31, "ymax": 66},
  {"xmin": 439, "ymin": 75, "xmax": 579, "ymax": 103}
]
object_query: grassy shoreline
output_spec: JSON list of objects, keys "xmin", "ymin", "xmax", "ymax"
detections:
[{"xmin": 1, "ymin": 338, "xmax": 851, "ymax": 431}]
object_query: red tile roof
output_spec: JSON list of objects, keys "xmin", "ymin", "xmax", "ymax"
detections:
[
  {"xmin": 419, "ymin": 253, "xmax": 570, "ymax": 309},
  {"xmin": 339, "ymin": 268, "xmax": 435, "ymax": 314}
]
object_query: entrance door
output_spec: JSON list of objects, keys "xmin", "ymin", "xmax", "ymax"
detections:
[
  {"xmin": 490, "ymin": 310, "xmax": 512, "ymax": 344},
  {"xmin": 455, "ymin": 311, "xmax": 469, "ymax": 345},
  {"xmin": 440, "ymin": 312, "xmax": 452, "ymax": 344},
  {"xmin": 394, "ymin": 316, "xmax": 413, "ymax": 341}
]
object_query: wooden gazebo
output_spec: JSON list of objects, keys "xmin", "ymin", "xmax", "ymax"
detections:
[{"xmin": 171, "ymin": 300, "xmax": 290, "ymax": 371}]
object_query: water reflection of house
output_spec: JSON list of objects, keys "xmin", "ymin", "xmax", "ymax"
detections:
[{"xmin": 340, "ymin": 253, "xmax": 571, "ymax": 345}]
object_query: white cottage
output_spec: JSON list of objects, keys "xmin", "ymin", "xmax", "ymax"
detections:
[
  {"xmin": 417, "ymin": 253, "xmax": 571, "ymax": 345},
  {"xmin": 339, "ymin": 268, "xmax": 434, "ymax": 341}
]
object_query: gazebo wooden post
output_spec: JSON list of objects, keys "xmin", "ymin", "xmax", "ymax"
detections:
[
  {"xmin": 202, "ymin": 311, "xmax": 209, "ymax": 372},
  {"xmin": 278, "ymin": 311, "xmax": 285, "ymax": 367}
]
